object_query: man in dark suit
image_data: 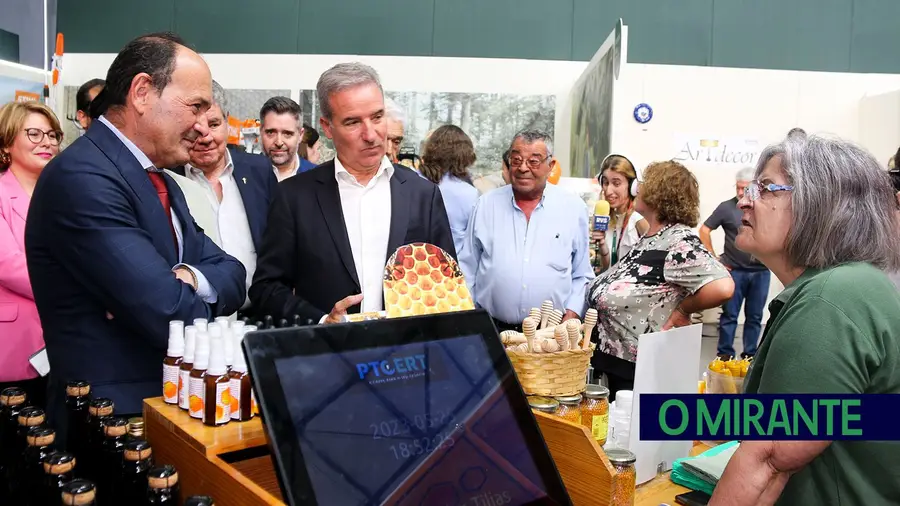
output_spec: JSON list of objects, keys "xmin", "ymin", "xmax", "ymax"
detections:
[
  {"xmin": 171, "ymin": 80, "xmax": 277, "ymax": 318},
  {"xmin": 250, "ymin": 62, "xmax": 455, "ymax": 324},
  {"xmin": 25, "ymin": 33, "xmax": 246, "ymax": 428}
]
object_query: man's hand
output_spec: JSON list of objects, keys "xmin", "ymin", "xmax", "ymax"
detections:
[
  {"xmin": 323, "ymin": 294, "xmax": 365, "ymax": 324},
  {"xmin": 174, "ymin": 267, "xmax": 198, "ymax": 290},
  {"xmin": 662, "ymin": 306, "xmax": 692, "ymax": 330},
  {"xmin": 561, "ymin": 310, "xmax": 581, "ymax": 323}
]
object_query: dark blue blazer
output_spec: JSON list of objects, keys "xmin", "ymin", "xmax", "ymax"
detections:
[
  {"xmin": 172, "ymin": 147, "xmax": 277, "ymax": 253},
  {"xmin": 25, "ymin": 120, "xmax": 246, "ymax": 425}
]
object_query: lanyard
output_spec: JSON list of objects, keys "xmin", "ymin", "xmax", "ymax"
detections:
[{"xmin": 610, "ymin": 205, "xmax": 633, "ymax": 265}]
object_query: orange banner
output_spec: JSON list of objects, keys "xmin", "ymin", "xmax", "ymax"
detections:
[
  {"xmin": 14, "ymin": 91, "xmax": 41, "ymax": 103},
  {"xmin": 227, "ymin": 115, "xmax": 242, "ymax": 145}
]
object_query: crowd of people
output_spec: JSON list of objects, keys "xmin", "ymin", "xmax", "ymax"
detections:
[{"xmin": 1, "ymin": 31, "xmax": 899, "ymax": 505}]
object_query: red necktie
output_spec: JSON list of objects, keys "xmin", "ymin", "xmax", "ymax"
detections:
[{"xmin": 148, "ymin": 171, "xmax": 178, "ymax": 250}]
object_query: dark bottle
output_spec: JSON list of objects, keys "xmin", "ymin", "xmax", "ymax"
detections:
[
  {"xmin": 145, "ymin": 464, "xmax": 180, "ymax": 505},
  {"xmin": 292, "ymin": 314, "xmax": 302, "ymax": 327},
  {"xmin": 6, "ymin": 406, "xmax": 46, "ymax": 496},
  {"xmin": 40, "ymin": 451, "xmax": 76, "ymax": 506},
  {"xmin": 117, "ymin": 438, "xmax": 154, "ymax": 504},
  {"xmin": 96, "ymin": 417, "xmax": 128, "ymax": 506},
  {"xmin": 83, "ymin": 397, "xmax": 114, "ymax": 481},
  {"xmin": 264, "ymin": 315, "xmax": 274, "ymax": 329},
  {"xmin": 184, "ymin": 496, "xmax": 216, "ymax": 506},
  {"xmin": 203, "ymin": 339, "xmax": 230, "ymax": 427},
  {"xmin": 229, "ymin": 325, "xmax": 254, "ymax": 422},
  {"xmin": 17, "ymin": 425, "xmax": 56, "ymax": 506},
  {"xmin": 60, "ymin": 479, "xmax": 97, "ymax": 506},
  {"xmin": 64, "ymin": 380, "xmax": 91, "ymax": 458},
  {"xmin": 278, "ymin": 318, "xmax": 288, "ymax": 328},
  {"xmin": 0, "ymin": 386, "xmax": 28, "ymax": 501}
]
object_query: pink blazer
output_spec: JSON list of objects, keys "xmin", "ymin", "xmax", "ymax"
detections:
[{"xmin": 0, "ymin": 171, "xmax": 44, "ymax": 381}]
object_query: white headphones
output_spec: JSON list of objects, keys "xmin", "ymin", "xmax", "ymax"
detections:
[{"xmin": 599, "ymin": 153, "xmax": 641, "ymax": 197}]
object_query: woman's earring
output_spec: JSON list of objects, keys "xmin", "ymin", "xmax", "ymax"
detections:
[{"xmin": 0, "ymin": 151, "xmax": 10, "ymax": 167}]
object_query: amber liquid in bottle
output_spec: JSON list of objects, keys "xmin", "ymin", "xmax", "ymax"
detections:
[
  {"xmin": 189, "ymin": 333, "xmax": 211, "ymax": 420},
  {"xmin": 203, "ymin": 338, "xmax": 230, "ymax": 427},
  {"xmin": 179, "ymin": 327, "xmax": 197, "ymax": 411},
  {"xmin": 163, "ymin": 321, "xmax": 185, "ymax": 405},
  {"xmin": 228, "ymin": 370, "xmax": 253, "ymax": 422}
]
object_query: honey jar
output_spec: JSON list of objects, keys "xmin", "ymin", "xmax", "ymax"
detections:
[
  {"xmin": 606, "ymin": 448, "xmax": 637, "ymax": 506},
  {"xmin": 581, "ymin": 384, "xmax": 610, "ymax": 445},
  {"xmin": 553, "ymin": 394, "xmax": 582, "ymax": 424},
  {"xmin": 527, "ymin": 396, "xmax": 559, "ymax": 415}
]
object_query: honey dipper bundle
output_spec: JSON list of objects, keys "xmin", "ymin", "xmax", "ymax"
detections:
[{"xmin": 502, "ymin": 300, "xmax": 596, "ymax": 397}]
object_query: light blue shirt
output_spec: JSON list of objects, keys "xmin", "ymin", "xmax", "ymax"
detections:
[
  {"xmin": 98, "ymin": 116, "xmax": 217, "ymax": 303},
  {"xmin": 438, "ymin": 173, "xmax": 479, "ymax": 259},
  {"xmin": 459, "ymin": 184, "xmax": 594, "ymax": 324}
]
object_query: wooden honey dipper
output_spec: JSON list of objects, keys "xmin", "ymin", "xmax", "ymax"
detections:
[
  {"xmin": 553, "ymin": 325, "xmax": 568, "ymax": 351},
  {"xmin": 582, "ymin": 308, "xmax": 598, "ymax": 350},
  {"xmin": 522, "ymin": 317, "xmax": 537, "ymax": 353},
  {"xmin": 539, "ymin": 300, "xmax": 553, "ymax": 329},
  {"xmin": 565, "ymin": 319, "xmax": 581, "ymax": 350},
  {"xmin": 547, "ymin": 309, "xmax": 563, "ymax": 328},
  {"xmin": 528, "ymin": 307, "xmax": 541, "ymax": 323}
]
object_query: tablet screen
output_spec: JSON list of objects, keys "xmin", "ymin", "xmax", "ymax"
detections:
[{"xmin": 273, "ymin": 333, "xmax": 562, "ymax": 505}]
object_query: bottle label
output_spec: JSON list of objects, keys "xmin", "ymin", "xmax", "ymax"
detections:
[
  {"xmin": 203, "ymin": 382, "xmax": 231, "ymax": 425},
  {"xmin": 178, "ymin": 369, "xmax": 190, "ymax": 410},
  {"xmin": 163, "ymin": 363, "xmax": 179, "ymax": 404},
  {"xmin": 592, "ymin": 413, "xmax": 609, "ymax": 442},
  {"xmin": 229, "ymin": 378, "xmax": 242, "ymax": 420},
  {"xmin": 188, "ymin": 377, "xmax": 205, "ymax": 419},
  {"xmin": 251, "ymin": 388, "xmax": 258, "ymax": 416}
]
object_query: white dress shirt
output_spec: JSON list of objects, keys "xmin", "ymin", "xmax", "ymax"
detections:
[
  {"xmin": 184, "ymin": 150, "xmax": 257, "ymax": 309},
  {"xmin": 97, "ymin": 115, "xmax": 217, "ymax": 303},
  {"xmin": 336, "ymin": 155, "xmax": 394, "ymax": 313}
]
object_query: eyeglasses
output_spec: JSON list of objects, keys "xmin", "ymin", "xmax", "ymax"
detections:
[
  {"xmin": 23, "ymin": 128, "xmax": 63, "ymax": 146},
  {"xmin": 745, "ymin": 180, "xmax": 794, "ymax": 201},
  {"xmin": 509, "ymin": 153, "xmax": 551, "ymax": 170}
]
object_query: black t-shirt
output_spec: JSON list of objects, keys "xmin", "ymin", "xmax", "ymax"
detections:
[{"xmin": 703, "ymin": 197, "xmax": 766, "ymax": 271}]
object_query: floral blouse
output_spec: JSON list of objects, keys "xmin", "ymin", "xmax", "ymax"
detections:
[{"xmin": 585, "ymin": 224, "xmax": 729, "ymax": 363}]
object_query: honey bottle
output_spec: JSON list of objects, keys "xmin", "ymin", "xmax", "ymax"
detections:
[
  {"xmin": 203, "ymin": 336, "xmax": 231, "ymax": 427},
  {"xmin": 96, "ymin": 417, "xmax": 128, "ymax": 505},
  {"xmin": 145, "ymin": 464, "xmax": 180, "ymax": 504},
  {"xmin": 184, "ymin": 496, "xmax": 216, "ymax": 506},
  {"xmin": 18, "ymin": 425, "xmax": 56, "ymax": 506},
  {"xmin": 64, "ymin": 380, "xmax": 91, "ymax": 457},
  {"xmin": 188, "ymin": 332, "xmax": 210, "ymax": 419},
  {"xmin": 83, "ymin": 397, "xmax": 114, "ymax": 481},
  {"xmin": 40, "ymin": 451, "xmax": 77, "ymax": 506},
  {"xmin": 60, "ymin": 479, "xmax": 97, "ymax": 506},
  {"xmin": 117, "ymin": 438, "xmax": 154, "ymax": 504},
  {"xmin": 0, "ymin": 386, "xmax": 27, "ymax": 499},
  {"xmin": 178, "ymin": 326, "xmax": 197, "ymax": 411},
  {"xmin": 229, "ymin": 325, "xmax": 254, "ymax": 421},
  {"xmin": 163, "ymin": 321, "xmax": 184, "ymax": 404}
]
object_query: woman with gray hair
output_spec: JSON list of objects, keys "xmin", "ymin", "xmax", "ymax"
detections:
[{"xmin": 710, "ymin": 135, "xmax": 900, "ymax": 505}]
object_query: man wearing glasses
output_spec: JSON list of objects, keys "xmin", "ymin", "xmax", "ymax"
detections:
[
  {"xmin": 699, "ymin": 167, "xmax": 772, "ymax": 360},
  {"xmin": 460, "ymin": 130, "xmax": 594, "ymax": 331}
]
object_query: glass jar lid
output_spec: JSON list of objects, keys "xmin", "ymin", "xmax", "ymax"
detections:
[
  {"xmin": 554, "ymin": 394, "xmax": 583, "ymax": 405},
  {"xmin": 605, "ymin": 448, "xmax": 637, "ymax": 465},
  {"xmin": 528, "ymin": 396, "xmax": 560, "ymax": 413},
  {"xmin": 584, "ymin": 384, "xmax": 610, "ymax": 399}
]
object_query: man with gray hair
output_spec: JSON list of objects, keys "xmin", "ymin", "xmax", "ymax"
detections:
[
  {"xmin": 460, "ymin": 130, "xmax": 594, "ymax": 331},
  {"xmin": 383, "ymin": 96, "xmax": 406, "ymax": 164},
  {"xmin": 250, "ymin": 62, "xmax": 455, "ymax": 326},
  {"xmin": 172, "ymin": 79, "xmax": 278, "ymax": 316},
  {"xmin": 699, "ymin": 166, "xmax": 770, "ymax": 359}
]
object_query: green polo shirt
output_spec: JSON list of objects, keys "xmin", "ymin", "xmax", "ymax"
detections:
[{"xmin": 744, "ymin": 262, "xmax": 900, "ymax": 505}]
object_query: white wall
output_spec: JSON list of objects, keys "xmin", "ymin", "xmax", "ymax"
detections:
[
  {"xmin": 608, "ymin": 61, "xmax": 900, "ymax": 323},
  {"xmin": 859, "ymin": 90, "xmax": 900, "ymax": 165}
]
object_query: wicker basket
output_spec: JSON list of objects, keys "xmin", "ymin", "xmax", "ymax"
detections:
[{"xmin": 506, "ymin": 345, "xmax": 595, "ymax": 397}]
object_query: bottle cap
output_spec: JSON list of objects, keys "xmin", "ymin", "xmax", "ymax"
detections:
[
  {"xmin": 184, "ymin": 326, "xmax": 197, "ymax": 362},
  {"xmin": 184, "ymin": 496, "xmax": 216, "ymax": 506},
  {"xmin": 0, "ymin": 386, "xmax": 26, "ymax": 406},
  {"xmin": 222, "ymin": 326, "xmax": 234, "ymax": 367},
  {"xmin": 231, "ymin": 325, "xmax": 248, "ymax": 373},
  {"xmin": 61, "ymin": 479, "xmax": 96, "ymax": 505},
  {"xmin": 102, "ymin": 417, "xmax": 129, "ymax": 437},
  {"xmin": 215, "ymin": 316, "xmax": 230, "ymax": 329},
  {"xmin": 147, "ymin": 464, "xmax": 179, "ymax": 489},
  {"xmin": 88, "ymin": 397, "xmax": 115, "ymax": 417},
  {"xmin": 208, "ymin": 334, "xmax": 227, "ymax": 376},
  {"xmin": 123, "ymin": 438, "xmax": 153, "ymax": 461},
  {"xmin": 167, "ymin": 321, "xmax": 185, "ymax": 357},
  {"xmin": 17, "ymin": 406, "xmax": 45, "ymax": 427},
  {"xmin": 26, "ymin": 425, "xmax": 55, "ymax": 446},
  {"xmin": 43, "ymin": 451, "xmax": 76, "ymax": 475},
  {"xmin": 127, "ymin": 417, "xmax": 144, "ymax": 438},
  {"xmin": 194, "ymin": 332, "xmax": 211, "ymax": 370},
  {"xmin": 65, "ymin": 380, "xmax": 91, "ymax": 397},
  {"xmin": 605, "ymin": 448, "xmax": 637, "ymax": 465},
  {"xmin": 209, "ymin": 323, "xmax": 222, "ymax": 341},
  {"xmin": 193, "ymin": 318, "xmax": 208, "ymax": 333}
]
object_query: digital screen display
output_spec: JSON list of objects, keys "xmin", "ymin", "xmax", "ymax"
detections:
[{"xmin": 274, "ymin": 334, "xmax": 559, "ymax": 505}]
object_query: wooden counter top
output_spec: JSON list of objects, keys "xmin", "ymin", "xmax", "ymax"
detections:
[
  {"xmin": 635, "ymin": 444, "xmax": 709, "ymax": 505},
  {"xmin": 144, "ymin": 397, "xmax": 268, "ymax": 457}
]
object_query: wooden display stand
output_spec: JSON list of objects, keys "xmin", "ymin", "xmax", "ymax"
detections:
[{"xmin": 143, "ymin": 397, "xmax": 697, "ymax": 506}]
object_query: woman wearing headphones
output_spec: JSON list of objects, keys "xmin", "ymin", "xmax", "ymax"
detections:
[{"xmin": 593, "ymin": 154, "xmax": 649, "ymax": 274}]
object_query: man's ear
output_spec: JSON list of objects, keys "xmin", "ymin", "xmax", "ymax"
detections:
[
  {"xmin": 319, "ymin": 117, "xmax": 332, "ymax": 140},
  {"xmin": 129, "ymin": 72, "xmax": 155, "ymax": 115}
]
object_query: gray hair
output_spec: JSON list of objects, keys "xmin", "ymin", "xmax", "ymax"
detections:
[
  {"xmin": 211, "ymin": 80, "xmax": 228, "ymax": 119},
  {"xmin": 509, "ymin": 129, "xmax": 554, "ymax": 158},
  {"xmin": 316, "ymin": 62, "xmax": 383, "ymax": 120},
  {"xmin": 735, "ymin": 166, "xmax": 754, "ymax": 182},
  {"xmin": 756, "ymin": 134, "xmax": 900, "ymax": 271},
  {"xmin": 384, "ymin": 96, "xmax": 406, "ymax": 126}
]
